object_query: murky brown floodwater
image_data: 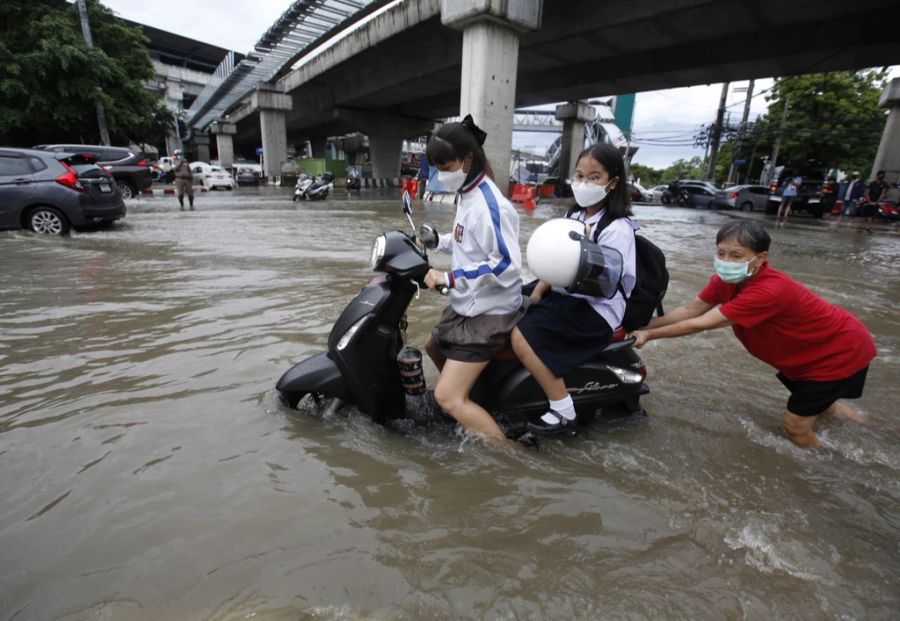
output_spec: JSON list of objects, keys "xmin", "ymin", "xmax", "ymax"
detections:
[{"xmin": 1, "ymin": 188, "xmax": 898, "ymax": 620}]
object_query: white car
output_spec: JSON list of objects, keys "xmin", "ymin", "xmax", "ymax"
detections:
[
  {"xmin": 631, "ymin": 181, "xmax": 653, "ymax": 202},
  {"xmin": 650, "ymin": 185, "xmax": 668, "ymax": 203},
  {"xmin": 191, "ymin": 162, "xmax": 234, "ymax": 190}
]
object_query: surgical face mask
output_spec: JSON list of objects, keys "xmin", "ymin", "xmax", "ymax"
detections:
[
  {"xmin": 714, "ymin": 255, "xmax": 759, "ymax": 283},
  {"xmin": 571, "ymin": 180, "xmax": 610, "ymax": 207},
  {"xmin": 436, "ymin": 157, "xmax": 471, "ymax": 192}
]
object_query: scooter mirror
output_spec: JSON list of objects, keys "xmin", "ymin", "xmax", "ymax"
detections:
[
  {"xmin": 401, "ymin": 190, "xmax": 413, "ymax": 216},
  {"xmin": 419, "ymin": 223, "xmax": 439, "ymax": 250}
]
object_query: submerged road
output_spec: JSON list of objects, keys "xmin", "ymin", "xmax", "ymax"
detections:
[{"xmin": 1, "ymin": 187, "xmax": 898, "ymax": 619}]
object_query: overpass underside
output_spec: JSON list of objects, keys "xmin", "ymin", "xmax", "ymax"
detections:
[{"xmin": 225, "ymin": 0, "xmax": 900, "ymax": 180}]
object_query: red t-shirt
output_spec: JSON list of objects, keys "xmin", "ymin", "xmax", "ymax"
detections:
[{"xmin": 698, "ymin": 263, "xmax": 876, "ymax": 381}]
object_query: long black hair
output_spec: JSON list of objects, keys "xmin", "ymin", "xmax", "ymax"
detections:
[
  {"xmin": 426, "ymin": 119, "xmax": 494, "ymax": 183},
  {"xmin": 576, "ymin": 143, "xmax": 632, "ymax": 219}
]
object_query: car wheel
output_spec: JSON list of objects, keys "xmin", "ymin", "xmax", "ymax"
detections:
[
  {"xmin": 741, "ymin": 201, "xmax": 754, "ymax": 212},
  {"xmin": 28, "ymin": 206, "xmax": 70, "ymax": 236},
  {"xmin": 227, "ymin": 185, "xmax": 233, "ymax": 191},
  {"xmin": 117, "ymin": 181, "xmax": 136, "ymax": 200}
]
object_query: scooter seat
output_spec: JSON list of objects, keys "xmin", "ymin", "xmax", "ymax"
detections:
[{"xmin": 492, "ymin": 327, "xmax": 627, "ymax": 361}]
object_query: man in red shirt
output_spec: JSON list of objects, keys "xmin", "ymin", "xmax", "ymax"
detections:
[{"xmin": 630, "ymin": 220, "xmax": 876, "ymax": 447}]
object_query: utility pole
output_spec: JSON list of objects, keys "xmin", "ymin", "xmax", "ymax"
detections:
[
  {"xmin": 767, "ymin": 95, "xmax": 790, "ymax": 184},
  {"xmin": 727, "ymin": 79, "xmax": 755, "ymax": 184},
  {"xmin": 706, "ymin": 82, "xmax": 729, "ymax": 181},
  {"xmin": 76, "ymin": 0, "xmax": 111, "ymax": 146}
]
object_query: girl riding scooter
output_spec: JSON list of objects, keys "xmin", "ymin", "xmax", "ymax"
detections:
[
  {"xmin": 512, "ymin": 143, "xmax": 638, "ymax": 435},
  {"xmin": 422, "ymin": 115, "xmax": 527, "ymax": 443}
]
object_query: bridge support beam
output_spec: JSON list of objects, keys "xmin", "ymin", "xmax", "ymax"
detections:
[
  {"xmin": 556, "ymin": 101, "xmax": 598, "ymax": 180},
  {"xmin": 211, "ymin": 121, "xmax": 237, "ymax": 169},
  {"xmin": 872, "ymin": 78, "xmax": 900, "ymax": 184},
  {"xmin": 252, "ymin": 86, "xmax": 293, "ymax": 182},
  {"xmin": 193, "ymin": 134, "xmax": 211, "ymax": 164},
  {"xmin": 442, "ymin": 0, "xmax": 543, "ymax": 193}
]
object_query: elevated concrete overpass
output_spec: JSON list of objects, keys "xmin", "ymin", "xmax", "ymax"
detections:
[{"xmin": 214, "ymin": 0, "xmax": 900, "ymax": 182}]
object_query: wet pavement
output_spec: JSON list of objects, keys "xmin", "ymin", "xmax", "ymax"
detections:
[{"xmin": 1, "ymin": 186, "xmax": 898, "ymax": 620}]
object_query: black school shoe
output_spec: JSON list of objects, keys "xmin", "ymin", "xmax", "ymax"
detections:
[{"xmin": 527, "ymin": 409, "xmax": 577, "ymax": 436}]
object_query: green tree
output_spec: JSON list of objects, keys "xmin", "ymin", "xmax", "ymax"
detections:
[
  {"xmin": 740, "ymin": 70, "xmax": 887, "ymax": 175},
  {"xmin": 0, "ymin": 0, "xmax": 171, "ymax": 147}
]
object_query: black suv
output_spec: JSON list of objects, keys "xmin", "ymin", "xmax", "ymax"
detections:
[
  {"xmin": 766, "ymin": 165, "xmax": 827, "ymax": 218},
  {"xmin": 33, "ymin": 144, "xmax": 153, "ymax": 199}
]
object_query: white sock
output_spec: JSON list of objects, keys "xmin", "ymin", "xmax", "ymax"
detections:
[{"xmin": 541, "ymin": 395, "xmax": 575, "ymax": 424}]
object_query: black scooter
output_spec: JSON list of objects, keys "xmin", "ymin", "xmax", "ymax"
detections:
[{"xmin": 276, "ymin": 192, "xmax": 650, "ymax": 439}]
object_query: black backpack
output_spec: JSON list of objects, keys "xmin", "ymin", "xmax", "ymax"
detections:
[{"xmin": 567, "ymin": 208, "xmax": 669, "ymax": 330}]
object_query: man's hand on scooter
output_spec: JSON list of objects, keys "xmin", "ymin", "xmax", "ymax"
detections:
[{"xmin": 629, "ymin": 330, "xmax": 650, "ymax": 348}]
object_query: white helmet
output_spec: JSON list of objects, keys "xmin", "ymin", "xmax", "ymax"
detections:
[
  {"xmin": 173, "ymin": 149, "xmax": 183, "ymax": 156},
  {"xmin": 526, "ymin": 218, "xmax": 586, "ymax": 287}
]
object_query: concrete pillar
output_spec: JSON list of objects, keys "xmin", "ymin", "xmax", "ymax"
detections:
[
  {"xmin": 193, "ymin": 134, "xmax": 210, "ymax": 163},
  {"xmin": 442, "ymin": 0, "xmax": 542, "ymax": 193},
  {"xmin": 555, "ymin": 101, "xmax": 597, "ymax": 179},
  {"xmin": 310, "ymin": 137, "xmax": 328, "ymax": 159},
  {"xmin": 368, "ymin": 135, "xmax": 403, "ymax": 178},
  {"xmin": 872, "ymin": 78, "xmax": 900, "ymax": 184},
  {"xmin": 251, "ymin": 85, "xmax": 293, "ymax": 182},
  {"xmin": 163, "ymin": 79, "xmax": 185, "ymax": 156},
  {"xmin": 210, "ymin": 121, "xmax": 237, "ymax": 168}
]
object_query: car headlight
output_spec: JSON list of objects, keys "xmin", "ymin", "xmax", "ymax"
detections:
[{"xmin": 370, "ymin": 234, "xmax": 386, "ymax": 271}]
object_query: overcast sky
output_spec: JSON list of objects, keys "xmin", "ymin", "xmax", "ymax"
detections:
[{"xmin": 101, "ymin": 0, "xmax": 895, "ymax": 170}]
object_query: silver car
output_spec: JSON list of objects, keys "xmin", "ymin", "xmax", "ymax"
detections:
[{"xmin": 711, "ymin": 185, "xmax": 771, "ymax": 211}]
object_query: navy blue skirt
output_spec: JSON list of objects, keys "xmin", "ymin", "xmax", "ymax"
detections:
[{"xmin": 516, "ymin": 290, "xmax": 613, "ymax": 377}]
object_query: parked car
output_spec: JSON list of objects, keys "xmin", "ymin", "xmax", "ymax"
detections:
[
  {"xmin": 0, "ymin": 147, "xmax": 126, "ymax": 235},
  {"xmin": 191, "ymin": 162, "xmax": 234, "ymax": 190},
  {"xmin": 766, "ymin": 164, "xmax": 827, "ymax": 217},
  {"xmin": 234, "ymin": 167, "xmax": 259, "ymax": 186},
  {"xmin": 32, "ymin": 144, "xmax": 152, "ymax": 200},
  {"xmin": 679, "ymin": 179, "xmax": 721, "ymax": 193},
  {"xmin": 711, "ymin": 184, "xmax": 771, "ymax": 211},
  {"xmin": 681, "ymin": 184, "xmax": 717, "ymax": 208},
  {"xmin": 630, "ymin": 181, "xmax": 653, "ymax": 202}
]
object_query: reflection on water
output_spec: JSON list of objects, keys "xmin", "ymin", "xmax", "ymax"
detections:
[{"xmin": 1, "ymin": 192, "xmax": 898, "ymax": 620}]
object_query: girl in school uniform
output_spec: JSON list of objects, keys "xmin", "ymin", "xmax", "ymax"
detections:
[
  {"xmin": 423, "ymin": 115, "xmax": 526, "ymax": 443},
  {"xmin": 512, "ymin": 143, "xmax": 638, "ymax": 435}
]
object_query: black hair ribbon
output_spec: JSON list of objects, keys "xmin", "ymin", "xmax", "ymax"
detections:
[{"xmin": 461, "ymin": 114, "xmax": 487, "ymax": 146}]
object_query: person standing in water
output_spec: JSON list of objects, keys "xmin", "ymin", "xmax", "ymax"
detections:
[{"xmin": 630, "ymin": 219, "xmax": 875, "ymax": 447}]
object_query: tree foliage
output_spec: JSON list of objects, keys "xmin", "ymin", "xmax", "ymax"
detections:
[
  {"xmin": 0, "ymin": 0, "xmax": 171, "ymax": 147},
  {"xmin": 734, "ymin": 70, "xmax": 888, "ymax": 179}
]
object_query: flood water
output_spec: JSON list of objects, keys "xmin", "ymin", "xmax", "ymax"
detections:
[{"xmin": 1, "ymin": 188, "xmax": 898, "ymax": 620}]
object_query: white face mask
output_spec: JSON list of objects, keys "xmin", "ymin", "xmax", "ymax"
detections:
[
  {"xmin": 571, "ymin": 180, "xmax": 610, "ymax": 207},
  {"xmin": 437, "ymin": 167, "xmax": 467, "ymax": 192}
]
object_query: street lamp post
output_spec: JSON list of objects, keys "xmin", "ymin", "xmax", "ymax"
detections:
[{"xmin": 75, "ymin": 0, "xmax": 111, "ymax": 146}]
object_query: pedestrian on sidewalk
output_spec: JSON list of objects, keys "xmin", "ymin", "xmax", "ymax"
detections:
[
  {"xmin": 821, "ymin": 176, "xmax": 838, "ymax": 219},
  {"xmin": 775, "ymin": 174, "xmax": 801, "ymax": 227},
  {"xmin": 173, "ymin": 150, "xmax": 194, "ymax": 211},
  {"xmin": 859, "ymin": 170, "xmax": 887, "ymax": 233},
  {"xmin": 832, "ymin": 172, "xmax": 866, "ymax": 227}
]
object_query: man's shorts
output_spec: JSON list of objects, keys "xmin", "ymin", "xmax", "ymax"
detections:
[
  {"xmin": 841, "ymin": 200, "xmax": 858, "ymax": 216},
  {"xmin": 780, "ymin": 195, "xmax": 796, "ymax": 207},
  {"xmin": 860, "ymin": 202, "xmax": 877, "ymax": 218},
  {"xmin": 776, "ymin": 366, "xmax": 869, "ymax": 416}
]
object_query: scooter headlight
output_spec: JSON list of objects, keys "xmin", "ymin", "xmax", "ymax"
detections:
[
  {"xmin": 337, "ymin": 315, "xmax": 369, "ymax": 351},
  {"xmin": 370, "ymin": 234, "xmax": 386, "ymax": 271}
]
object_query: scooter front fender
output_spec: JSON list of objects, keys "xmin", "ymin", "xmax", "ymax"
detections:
[{"xmin": 276, "ymin": 352, "xmax": 350, "ymax": 403}]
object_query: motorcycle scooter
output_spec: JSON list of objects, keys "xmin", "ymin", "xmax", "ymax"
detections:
[
  {"xmin": 276, "ymin": 192, "xmax": 650, "ymax": 440},
  {"xmin": 292, "ymin": 173, "xmax": 313, "ymax": 202}
]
